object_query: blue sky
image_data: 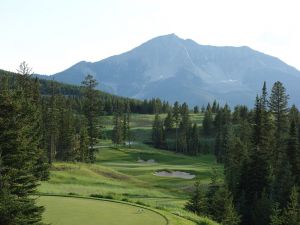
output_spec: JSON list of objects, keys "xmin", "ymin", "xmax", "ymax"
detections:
[{"xmin": 1, "ymin": 0, "xmax": 299, "ymax": 74}]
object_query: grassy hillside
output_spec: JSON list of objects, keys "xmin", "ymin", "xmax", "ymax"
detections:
[{"xmin": 39, "ymin": 113, "xmax": 221, "ymax": 225}]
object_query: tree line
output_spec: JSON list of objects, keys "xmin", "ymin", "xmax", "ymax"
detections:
[
  {"xmin": 185, "ymin": 81, "xmax": 300, "ymax": 225},
  {"xmin": 151, "ymin": 100, "xmax": 219, "ymax": 155},
  {"xmin": 38, "ymin": 75, "xmax": 172, "ymax": 115}
]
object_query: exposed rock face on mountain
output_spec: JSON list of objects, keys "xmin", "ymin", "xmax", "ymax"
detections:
[{"xmin": 41, "ymin": 34, "xmax": 300, "ymax": 106}]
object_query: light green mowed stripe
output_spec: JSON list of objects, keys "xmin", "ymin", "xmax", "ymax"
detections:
[{"xmin": 39, "ymin": 196, "xmax": 167, "ymax": 225}]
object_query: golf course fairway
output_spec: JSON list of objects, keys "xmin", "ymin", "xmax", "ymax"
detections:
[{"xmin": 39, "ymin": 196, "xmax": 167, "ymax": 225}]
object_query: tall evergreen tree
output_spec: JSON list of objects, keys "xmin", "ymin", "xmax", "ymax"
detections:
[
  {"xmin": 56, "ymin": 102, "xmax": 76, "ymax": 161},
  {"xmin": 173, "ymin": 101, "xmax": 181, "ymax": 152},
  {"xmin": 273, "ymin": 153, "xmax": 294, "ymax": 207},
  {"xmin": 225, "ymin": 135, "xmax": 248, "ymax": 199},
  {"xmin": 78, "ymin": 122, "xmax": 89, "ymax": 162},
  {"xmin": 212, "ymin": 100, "xmax": 218, "ymax": 113},
  {"xmin": 164, "ymin": 111, "xmax": 174, "ymax": 131},
  {"xmin": 0, "ymin": 65, "xmax": 47, "ymax": 224},
  {"xmin": 188, "ymin": 123, "xmax": 200, "ymax": 155},
  {"xmin": 269, "ymin": 81, "xmax": 289, "ymax": 162},
  {"xmin": 203, "ymin": 109, "xmax": 213, "ymax": 136},
  {"xmin": 81, "ymin": 74, "xmax": 100, "ymax": 162},
  {"xmin": 152, "ymin": 114, "xmax": 165, "ymax": 148},
  {"xmin": 270, "ymin": 203, "xmax": 283, "ymax": 225},
  {"xmin": 252, "ymin": 191, "xmax": 272, "ymax": 225},
  {"xmin": 177, "ymin": 103, "xmax": 190, "ymax": 153},
  {"xmin": 112, "ymin": 112, "xmax": 123, "ymax": 146},
  {"xmin": 286, "ymin": 120, "xmax": 300, "ymax": 185},
  {"xmin": 237, "ymin": 84, "xmax": 274, "ymax": 225},
  {"xmin": 282, "ymin": 186, "xmax": 300, "ymax": 225},
  {"xmin": 221, "ymin": 194, "xmax": 241, "ymax": 225},
  {"xmin": 122, "ymin": 101, "xmax": 131, "ymax": 146},
  {"xmin": 210, "ymin": 186, "xmax": 239, "ymax": 224},
  {"xmin": 45, "ymin": 79, "xmax": 58, "ymax": 164},
  {"xmin": 185, "ymin": 181, "xmax": 207, "ymax": 216},
  {"xmin": 289, "ymin": 105, "xmax": 299, "ymax": 124}
]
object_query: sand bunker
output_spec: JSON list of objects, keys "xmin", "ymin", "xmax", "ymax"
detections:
[
  {"xmin": 137, "ymin": 157, "xmax": 156, "ymax": 164},
  {"xmin": 154, "ymin": 171, "xmax": 195, "ymax": 179},
  {"xmin": 125, "ymin": 141, "xmax": 136, "ymax": 146}
]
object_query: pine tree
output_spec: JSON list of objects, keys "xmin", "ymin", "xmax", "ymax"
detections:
[
  {"xmin": 185, "ymin": 181, "xmax": 207, "ymax": 216},
  {"xmin": 152, "ymin": 114, "xmax": 165, "ymax": 148},
  {"xmin": 225, "ymin": 135, "xmax": 248, "ymax": 199},
  {"xmin": 214, "ymin": 106, "xmax": 231, "ymax": 162},
  {"xmin": 269, "ymin": 81, "xmax": 289, "ymax": 162},
  {"xmin": 112, "ymin": 112, "xmax": 123, "ymax": 146},
  {"xmin": 176, "ymin": 103, "xmax": 190, "ymax": 153},
  {"xmin": 164, "ymin": 111, "xmax": 174, "ymax": 131},
  {"xmin": 286, "ymin": 120, "xmax": 300, "ymax": 185},
  {"xmin": 238, "ymin": 84, "xmax": 273, "ymax": 223},
  {"xmin": 289, "ymin": 105, "xmax": 299, "ymax": 124},
  {"xmin": 270, "ymin": 203, "xmax": 283, "ymax": 225},
  {"xmin": 81, "ymin": 74, "xmax": 100, "ymax": 162},
  {"xmin": 210, "ymin": 186, "xmax": 238, "ymax": 223},
  {"xmin": 56, "ymin": 102, "xmax": 76, "ymax": 161},
  {"xmin": 221, "ymin": 195, "xmax": 240, "ymax": 225},
  {"xmin": 173, "ymin": 101, "xmax": 181, "ymax": 152},
  {"xmin": 212, "ymin": 100, "xmax": 218, "ymax": 113},
  {"xmin": 282, "ymin": 186, "xmax": 300, "ymax": 225},
  {"xmin": 214, "ymin": 131, "xmax": 222, "ymax": 158},
  {"xmin": 0, "ymin": 66, "xmax": 47, "ymax": 224},
  {"xmin": 79, "ymin": 122, "xmax": 89, "ymax": 162},
  {"xmin": 203, "ymin": 109, "xmax": 213, "ymax": 136},
  {"xmin": 252, "ymin": 191, "xmax": 272, "ymax": 225},
  {"xmin": 206, "ymin": 168, "xmax": 220, "ymax": 217},
  {"xmin": 29, "ymin": 77, "xmax": 50, "ymax": 180},
  {"xmin": 273, "ymin": 153, "xmax": 294, "ymax": 207},
  {"xmin": 180, "ymin": 103, "xmax": 190, "ymax": 134},
  {"xmin": 122, "ymin": 101, "xmax": 131, "ymax": 147},
  {"xmin": 193, "ymin": 106, "xmax": 199, "ymax": 113},
  {"xmin": 188, "ymin": 123, "xmax": 200, "ymax": 155},
  {"xmin": 45, "ymin": 79, "xmax": 58, "ymax": 164}
]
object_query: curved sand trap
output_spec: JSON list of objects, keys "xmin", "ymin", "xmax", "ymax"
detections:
[
  {"xmin": 154, "ymin": 171, "xmax": 195, "ymax": 179},
  {"xmin": 137, "ymin": 157, "xmax": 156, "ymax": 164}
]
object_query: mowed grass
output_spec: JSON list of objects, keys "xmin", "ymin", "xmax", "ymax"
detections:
[
  {"xmin": 39, "ymin": 196, "xmax": 167, "ymax": 225},
  {"xmin": 39, "ymin": 113, "xmax": 220, "ymax": 225}
]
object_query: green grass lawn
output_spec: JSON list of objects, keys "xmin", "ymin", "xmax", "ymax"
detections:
[
  {"xmin": 39, "ymin": 113, "xmax": 220, "ymax": 225},
  {"xmin": 39, "ymin": 196, "xmax": 167, "ymax": 225}
]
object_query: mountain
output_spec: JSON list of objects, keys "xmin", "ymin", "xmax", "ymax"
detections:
[{"xmin": 39, "ymin": 34, "xmax": 300, "ymax": 107}]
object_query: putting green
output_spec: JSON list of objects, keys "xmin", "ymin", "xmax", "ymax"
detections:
[{"xmin": 39, "ymin": 196, "xmax": 167, "ymax": 225}]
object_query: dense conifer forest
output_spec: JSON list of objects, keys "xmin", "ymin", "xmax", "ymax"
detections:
[{"xmin": 153, "ymin": 82, "xmax": 300, "ymax": 225}]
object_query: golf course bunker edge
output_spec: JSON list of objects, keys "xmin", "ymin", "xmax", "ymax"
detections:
[{"xmin": 154, "ymin": 170, "xmax": 195, "ymax": 179}]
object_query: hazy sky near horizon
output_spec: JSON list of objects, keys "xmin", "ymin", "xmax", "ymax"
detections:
[{"xmin": 1, "ymin": 0, "xmax": 300, "ymax": 74}]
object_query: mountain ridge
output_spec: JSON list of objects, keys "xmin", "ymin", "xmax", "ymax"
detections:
[{"xmin": 38, "ymin": 34, "xmax": 300, "ymax": 107}]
